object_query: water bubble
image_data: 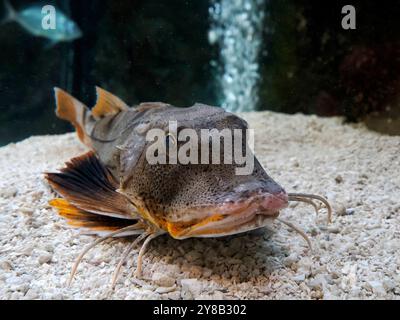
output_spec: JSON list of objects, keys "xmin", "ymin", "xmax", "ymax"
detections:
[{"xmin": 209, "ymin": 0, "xmax": 266, "ymax": 112}]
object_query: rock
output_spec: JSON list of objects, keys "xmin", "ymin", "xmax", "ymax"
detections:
[
  {"xmin": 327, "ymin": 226, "xmax": 340, "ymax": 234},
  {"xmin": 211, "ymin": 290, "xmax": 226, "ymax": 300},
  {"xmin": 367, "ymin": 280, "xmax": 386, "ymax": 296},
  {"xmin": 0, "ymin": 187, "xmax": 17, "ymax": 198},
  {"xmin": 283, "ymin": 253, "xmax": 298, "ymax": 267},
  {"xmin": 44, "ymin": 244, "xmax": 54, "ymax": 253},
  {"xmin": 151, "ymin": 272, "xmax": 175, "ymax": 287},
  {"xmin": 164, "ymin": 264, "xmax": 181, "ymax": 276},
  {"xmin": 24, "ymin": 289, "xmax": 39, "ymax": 300},
  {"xmin": 349, "ymin": 286, "xmax": 361, "ymax": 297},
  {"xmin": 335, "ymin": 205, "xmax": 347, "ymax": 216},
  {"xmin": 292, "ymin": 274, "xmax": 306, "ymax": 282},
  {"xmin": 20, "ymin": 207, "xmax": 34, "ymax": 215},
  {"xmin": 10, "ymin": 292, "xmax": 23, "ymax": 299},
  {"xmin": 383, "ymin": 279, "xmax": 396, "ymax": 291},
  {"xmin": 335, "ymin": 175, "xmax": 343, "ymax": 183},
  {"xmin": 307, "ymin": 274, "xmax": 327, "ymax": 290},
  {"xmin": 6, "ymin": 276, "xmax": 24, "ymax": 286},
  {"xmin": 297, "ymin": 257, "xmax": 313, "ymax": 276},
  {"xmin": 38, "ymin": 253, "xmax": 52, "ymax": 265},
  {"xmin": 202, "ymin": 268, "xmax": 213, "ymax": 278},
  {"xmin": 184, "ymin": 250, "xmax": 203, "ymax": 262},
  {"xmin": 189, "ymin": 265, "xmax": 203, "ymax": 278},
  {"xmin": 180, "ymin": 278, "xmax": 203, "ymax": 299},
  {"xmin": 0, "ymin": 260, "xmax": 13, "ymax": 271},
  {"xmin": 20, "ymin": 246, "xmax": 34, "ymax": 256},
  {"xmin": 323, "ymin": 292, "xmax": 339, "ymax": 300},
  {"xmin": 155, "ymin": 285, "xmax": 177, "ymax": 294},
  {"xmin": 30, "ymin": 191, "xmax": 44, "ymax": 201},
  {"xmin": 310, "ymin": 290, "xmax": 324, "ymax": 299},
  {"xmin": 290, "ymin": 157, "xmax": 300, "ymax": 167}
]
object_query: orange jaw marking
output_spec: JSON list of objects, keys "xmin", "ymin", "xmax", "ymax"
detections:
[{"xmin": 165, "ymin": 214, "xmax": 224, "ymax": 238}]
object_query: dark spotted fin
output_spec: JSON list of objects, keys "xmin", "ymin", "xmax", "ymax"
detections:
[
  {"xmin": 54, "ymin": 87, "xmax": 92, "ymax": 147},
  {"xmin": 45, "ymin": 151, "xmax": 138, "ymax": 221},
  {"xmin": 91, "ymin": 86, "xmax": 129, "ymax": 119},
  {"xmin": 49, "ymin": 198, "xmax": 144, "ymax": 236}
]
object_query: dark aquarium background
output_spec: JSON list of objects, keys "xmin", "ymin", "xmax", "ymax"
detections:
[{"xmin": 1, "ymin": 0, "xmax": 400, "ymax": 145}]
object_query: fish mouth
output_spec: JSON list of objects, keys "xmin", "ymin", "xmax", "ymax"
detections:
[{"xmin": 165, "ymin": 191, "xmax": 288, "ymax": 239}]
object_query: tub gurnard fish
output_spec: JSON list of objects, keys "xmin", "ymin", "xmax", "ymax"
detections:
[{"xmin": 45, "ymin": 87, "xmax": 332, "ymax": 288}]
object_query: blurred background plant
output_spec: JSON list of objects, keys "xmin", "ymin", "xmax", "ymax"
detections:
[{"xmin": 1, "ymin": 0, "xmax": 400, "ymax": 145}]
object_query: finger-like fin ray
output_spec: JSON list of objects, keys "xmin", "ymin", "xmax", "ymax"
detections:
[{"xmin": 49, "ymin": 198, "xmax": 139, "ymax": 234}]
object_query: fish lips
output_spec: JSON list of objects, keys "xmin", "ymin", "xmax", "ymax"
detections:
[
  {"xmin": 171, "ymin": 189, "xmax": 288, "ymax": 239},
  {"xmin": 220, "ymin": 189, "xmax": 289, "ymax": 214}
]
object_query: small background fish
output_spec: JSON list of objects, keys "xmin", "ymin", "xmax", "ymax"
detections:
[{"xmin": 1, "ymin": 0, "xmax": 82, "ymax": 44}]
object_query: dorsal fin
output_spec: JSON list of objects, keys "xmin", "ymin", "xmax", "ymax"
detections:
[
  {"xmin": 54, "ymin": 87, "xmax": 91, "ymax": 147},
  {"xmin": 92, "ymin": 86, "xmax": 129, "ymax": 119}
]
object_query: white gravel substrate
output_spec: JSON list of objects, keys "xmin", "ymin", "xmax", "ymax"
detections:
[{"xmin": 0, "ymin": 111, "xmax": 399, "ymax": 300}]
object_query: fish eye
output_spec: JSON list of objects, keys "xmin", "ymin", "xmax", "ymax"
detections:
[{"xmin": 165, "ymin": 133, "xmax": 176, "ymax": 149}]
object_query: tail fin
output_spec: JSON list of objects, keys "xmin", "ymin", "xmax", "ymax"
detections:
[
  {"xmin": 2, "ymin": 0, "xmax": 16, "ymax": 24},
  {"xmin": 54, "ymin": 87, "xmax": 91, "ymax": 147}
]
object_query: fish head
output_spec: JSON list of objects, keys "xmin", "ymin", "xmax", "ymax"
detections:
[{"xmin": 119, "ymin": 104, "xmax": 288, "ymax": 238}]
